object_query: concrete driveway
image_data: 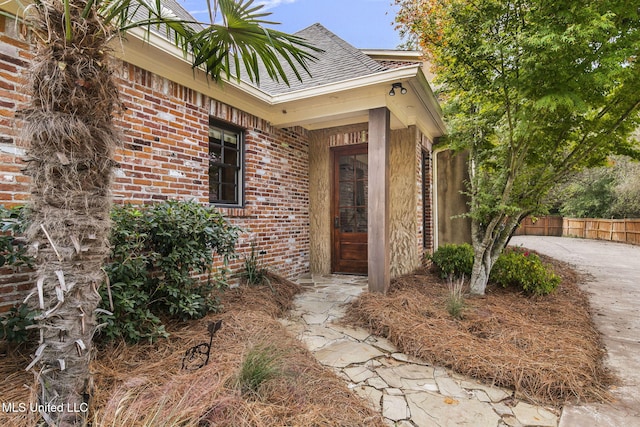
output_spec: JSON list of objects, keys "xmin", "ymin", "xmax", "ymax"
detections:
[{"xmin": 511, "ymin": 236, "xmax": 640, "ymax": 427}]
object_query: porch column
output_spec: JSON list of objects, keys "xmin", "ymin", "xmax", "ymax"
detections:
[{"xmin": 368, "ymin": 107, "xmax": 390, "ymax": 293}]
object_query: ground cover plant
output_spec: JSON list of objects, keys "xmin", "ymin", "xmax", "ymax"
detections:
[
  {"xmin": 0, "ymin": 275, "xmax": 385, "ymax": 426},
  {"xmin": 346, "ymin": 249, "xmax": 612, "ymax": 406}
]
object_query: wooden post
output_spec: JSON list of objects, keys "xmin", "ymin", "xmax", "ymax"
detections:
[
  {"xmin": 368, "ymin": 107, "xmax": 390, "ymax": 294},
  {"xmin": 610, "ymin": 219, "xmax": 614, "ymax": 241},
  {"xmin": 584, "ymin": 219, "xmax": 587, "ymax": 239}
]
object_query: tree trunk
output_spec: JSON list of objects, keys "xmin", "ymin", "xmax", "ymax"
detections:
[
  {"xmin": 469, "ymin": 244, "xmax": 497, "ymax": 295},
  {"xmin": 22, "ymin": 1, "xmax": 119, "ymax": 425},
  {"xmin": 468, "ymin": 213, "xmax": 526, "ymax": 295}
]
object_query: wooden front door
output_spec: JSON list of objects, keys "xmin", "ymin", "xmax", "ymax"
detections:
[{"xmin": 332, "ymin": 144, "xmax": 368, "ymax": 274}]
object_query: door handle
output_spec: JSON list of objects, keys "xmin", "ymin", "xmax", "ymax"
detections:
[{"xmin": 334, "ymin": 217, "xmax": 339, "ymax": 229}]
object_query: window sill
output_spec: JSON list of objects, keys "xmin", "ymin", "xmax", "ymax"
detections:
[{"xmin": 215, "ymin": 206, "xmax": 254, "ymax": 218}]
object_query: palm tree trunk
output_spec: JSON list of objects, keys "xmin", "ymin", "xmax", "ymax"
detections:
[{"xmin": 22, "ymin": 1, "xmax": 119, "ymax": 425}]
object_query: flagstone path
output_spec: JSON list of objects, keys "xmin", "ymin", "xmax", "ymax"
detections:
[{"xmin": 280, "ymin": 274, "xmax": 560, "ymax": 427}]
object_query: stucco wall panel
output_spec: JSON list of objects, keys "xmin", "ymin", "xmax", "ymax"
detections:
[
  {"xmin": 309, "ymin": 130, "xmax": 331, "ymax": 274},
  {"xmin": 390, "ymin": 127, "xmax": 419, "ymax": 278},
  {"xmin": 435, "ymin": 149, "xmax": 472, "ymax": 246}
]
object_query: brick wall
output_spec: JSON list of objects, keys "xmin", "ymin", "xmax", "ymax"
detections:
[
  {"xmin": 0, "ymin": 15, "xmax": 33, "ymax": 312},
  {"xmin": 112, "ymin": 63, "xmax": 311, "ymax": 278},
  {"xmin": 0, "ymin": 19, "xmax": 310, "ymax": 311},
  {"xmin": 418, "ymin": 133, "xmax": 433, "ymax": 262},
  {"xmin": 0, "ymin": 15, "xmax": 31, "ymax": 206}
]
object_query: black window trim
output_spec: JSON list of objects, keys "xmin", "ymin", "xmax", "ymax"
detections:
[{"xmin": 208, "ymin": 118, "xmax": 246, "ymax": 208}]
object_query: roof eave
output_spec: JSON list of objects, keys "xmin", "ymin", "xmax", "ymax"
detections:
[
  {"xmin": 270, "ymin": 65, "xmax": 446, "ymax": 140},
  {"xmin": 0, "ymin": 0, "xmax": 445, "ymax": 138},
  {"xmin": 270, "ymin": 65, "xmax": 422, "ymax": 103}
]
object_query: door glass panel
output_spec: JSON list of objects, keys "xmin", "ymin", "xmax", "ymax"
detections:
[
  {"xmin": 339, "ymin": 180, "xmax": 354, "ymax": 207},
  {"xmin": 355, "ymin": 154, "xmax": 368, "ymax": 176},
  {"xmin": 337, "ymin": 152, "xmax": 368, "ymax": 233},
  {"xmin": 356, "ymin": 207, "xmax": 367, "ymax": 232},
  {"xmin": 339, "ymin": 157, "xmax": 354, "ymax": 181},
  {"xmin": 355, "ymin": 180, "xmax": 367, "ymax": 206},
  {"xmin": 340, "ymin": 208, "xmax": 356, "ymax": 232}
]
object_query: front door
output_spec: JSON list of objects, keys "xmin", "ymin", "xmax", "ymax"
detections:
[{"xmin": 332, "ymin": 144, "xmax": 368, "ymax": 274}]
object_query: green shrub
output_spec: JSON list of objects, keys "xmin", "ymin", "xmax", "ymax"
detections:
[
  {"xmin": 98, "ymin": 210, "xmax": 166, "ymax": 342},
  {"xmin": 428, "ymin": 243, "xmax": 474, "ymax": 279},
  {"xmin": 98, "ymin": 201, "xmax": 240, "ymax": 343},
  {"xmin": 490, "ymin": 248, "xmax": 560, "ymax": 295},
  {"xmin": 0, "ymin": 205, "xmax": 33, "ymax": 269},
  {"xmin": 0, "ymin": 206, "xmax": 36, "ymax": 345},
  {"xmin": 0, "ymin": 303, "xmax": 36, "ymax": 344}
]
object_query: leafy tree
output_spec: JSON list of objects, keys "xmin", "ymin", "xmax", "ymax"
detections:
[
  {"xmin": 552, "ymin": 156, "xmax": 640, "ymax": 218},
  {"xmin": 396, "ymin": 0, "xmax": 640, "ymax": 294},
  {"xmin": 610, "ymin": 156, "xmax": 640, "ymax": 218},
  {"xmin": 12, "ymin": 0, "xmax": 319, "ymax": 425},
  {"xmin": 556, "ymin": 166, "xmax": 616, "ymax": 218}
]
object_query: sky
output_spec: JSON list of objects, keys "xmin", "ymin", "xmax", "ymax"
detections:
[{"xmin": 179, "ymin": 0, "xmax": 403, "ymax": 49}]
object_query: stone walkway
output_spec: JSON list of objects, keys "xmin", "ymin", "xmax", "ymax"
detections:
[{"xmin": 280, "ymin": 274, "xmax": 559, "ymax": 427}]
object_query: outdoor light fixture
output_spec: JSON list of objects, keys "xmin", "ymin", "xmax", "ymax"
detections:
[{"xmin": 389, "ymin": 82, "xmax": 407, "ymax": 96}]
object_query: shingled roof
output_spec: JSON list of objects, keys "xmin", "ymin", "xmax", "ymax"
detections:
[
  {"xmin": 251, "ymin": 23, "xmax": 390, "ymax": 95},
  {"xmin": 134, "ymin": 4, "xmax": 391, "ymax": 97}
]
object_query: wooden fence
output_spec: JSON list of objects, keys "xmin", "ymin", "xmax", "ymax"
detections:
[
  {"xmin": 516, "ymin": 216, "xmax": 640, "ymax": 246},
  {"xmin": 514, "ymin": 216, "xmax": 564, "ymax": 237},
  {"xmin": 563, "ymin": 218, "xmax": 640, "ymax": 245}
]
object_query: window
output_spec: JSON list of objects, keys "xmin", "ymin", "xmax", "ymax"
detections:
[{"xmin": 209, "ymin": 121, "xmax": 243, "ymax": 206}]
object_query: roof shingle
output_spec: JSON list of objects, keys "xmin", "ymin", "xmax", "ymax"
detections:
[{"xmin": 252, "ymin": 23, "xmax": 389, "ymax": 95}]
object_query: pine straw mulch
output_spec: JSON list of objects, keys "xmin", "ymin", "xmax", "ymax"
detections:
[
  {"xmin": 0, "ymin": 273, "xmax": 385, "ymax": 427},
  {"xmin": 344, "ymin": 251, "xmax": 614, "ymax": 407}
]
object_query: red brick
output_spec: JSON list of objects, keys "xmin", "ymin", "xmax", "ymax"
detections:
[{"xmin": 0, "ymin": 22, "xmax": 314, "ymax": 307}]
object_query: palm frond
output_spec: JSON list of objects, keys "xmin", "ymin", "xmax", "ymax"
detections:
[
  {"xmin": 188, "ymin": 0, "xmax": 323, "ymax": 84},
  {"xmin": 95, "ymin": 0, "xmax": 321, "ymax": 85},
  {"xmin": 99, "ymin": 0, "xmax": 195, "ymax": 47}
]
